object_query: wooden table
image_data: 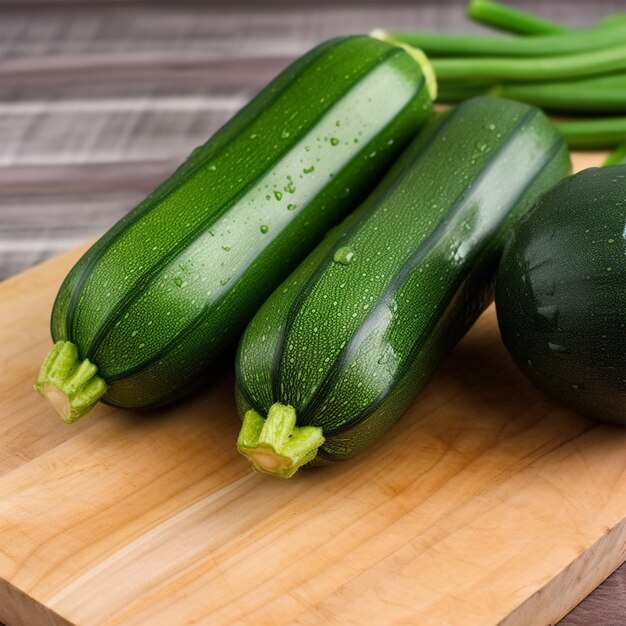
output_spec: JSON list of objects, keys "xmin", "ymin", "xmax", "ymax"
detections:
[{"xmin": 1, "ymin": 2, "xmax": 624, "ymax": 624}]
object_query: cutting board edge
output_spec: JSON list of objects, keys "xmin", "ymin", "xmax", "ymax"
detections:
[
  {"xmin": 500, "ymin": 516, "xmax": 626, "ymax": 626},
  {"xmin": 1, "ymin": 577, "xmax": 75, "ymax": 626}
]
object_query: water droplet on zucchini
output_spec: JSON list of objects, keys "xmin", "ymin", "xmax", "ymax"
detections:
[
  {"xmin": 548, "ymin": 341, "xmax": 569, "ymax": 354},
  {"xmin": 537, "ymin": 305, "xmax": 559, "ymax": 323},
  {"xmin": 333, "ymin": 246, "xmax": 355, "ymax": 265}
]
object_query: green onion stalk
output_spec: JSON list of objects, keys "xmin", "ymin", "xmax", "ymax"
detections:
[
  {"xmin": 430, "ymin": 44, "xmax": 626, "ymax": 83},
  {"xmin": 493, "ymin": 73, "xmax": 626, "ymax": 112},
  {"xmin": 603, "ymin": 144, "xmax": 626, "ymax": 166},
  {"xmin": 468, "ymin": 0, "xmax": 626, "ymax": 36},
  {"xmin": 438, "ymin": 73, "xmax": 626, "ymax": 113},
  {"xmin": 556, "ymin": 117, "xmax": 626, "ymax": 150},
  {"xmin": 467, "ymin": 0, "xmax": 567, "ymax": 35},
  {"xmin": 374, "ymin": 3, "xmax": 626, "ymax": 149},
  {"xmin": 373, "ymin": 21, "xmax": 626, "ymax": 58}
]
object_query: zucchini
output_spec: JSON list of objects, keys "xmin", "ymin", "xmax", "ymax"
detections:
[
  {"xmin": 495, "ymin": 166, "xmax": 626, "ymax": 425},
  {"xmin": 36, "ymin": 35, "xmax": 435, "ymax": 423},
  {"xmin": 235, "ymin": 96, "xmax": 571, "ymax": 478}
]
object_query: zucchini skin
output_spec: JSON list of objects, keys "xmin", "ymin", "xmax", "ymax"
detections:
[
  {"xmin": 495, "ymin": 166, "xmax": 626, "ymax": 425},
  {"xmin": 48, "ymin": 35, "xmax": 433, "ymax": 409},
  {"xmin": 236, "ymin": 96, "xmax": 571, "ymax": 464}
]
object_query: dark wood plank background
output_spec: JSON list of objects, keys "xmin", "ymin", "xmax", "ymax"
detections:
[{"xmin": 0, "ymin": 1, "xmax": 624, "ymax": 624}]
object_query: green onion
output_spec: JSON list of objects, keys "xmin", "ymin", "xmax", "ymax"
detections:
[
  {"xmin": 493, "ymin": 73, "xmax": 626, "ymax": 112},
  {"xmin": 431, "ymin": 44, "xmax": 626, "ymax": 82},
  {"xmin": 438, "ymin": 73, "xmax": 626, "ymax": 112},
  {"xmin": 467, "ymin": 0, "xmax": 567, "ymax": 35},
  {"xmin": 373, "ymin": 22, "xmax": 626, "ymax": 58},
  {"xmin": 436, "ymin": 82, "xmax": 490, "ymax": 102},
  {"xmin": 556, "ymin": 117, "xmax": 626, "ymax": 149},
  {"xmin": 468, "ymin": 0, "xmax": 626, "ymax": 36},
  {"xmin": 603, "ymin": 144, "xmax": 626, "ymax": 165},
  {"xmin": 598, "ymin": 14, "xmax": 626, "ymax": 27},
  {"xmin": 375, "ymin": 3, "xmax": 626, "ymax": 151}
]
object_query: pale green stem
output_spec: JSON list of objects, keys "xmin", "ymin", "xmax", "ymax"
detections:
[
  {"xmin": 237, "ymin": 403, "xmax": 325, "ymax": 479},
  {"xmin": 35, "ymin": 341, "xmax": 107, "ymax": 423},
  {"xmin": 370, "ymin": 30, "xmax": 438, "ymax": 100}
]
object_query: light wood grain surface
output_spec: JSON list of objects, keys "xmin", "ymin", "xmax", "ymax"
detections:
[{"xmin": 1, "ymin": 2, "xmax": 625, "ymax": 624}]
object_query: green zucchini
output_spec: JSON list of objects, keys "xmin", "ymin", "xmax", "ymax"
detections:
[
  {"xmin": 36, "ymin": 35, "xmax": 435, "ymax": 423},
  {"xmin": 495, "ymin": 166, "xmax": 626, "ymax": 425},
  {"xmin": 235, "ymin": 96, "xmax": 571, "ymax": 478}
]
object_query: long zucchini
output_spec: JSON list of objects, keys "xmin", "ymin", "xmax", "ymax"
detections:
[
  {"xmin": 36, "ymin": 35, "xmax": 435, "ymax": 423},
  {"xmin": 235, "ymin": 96, "xmax": 571, "ymax": 478}
]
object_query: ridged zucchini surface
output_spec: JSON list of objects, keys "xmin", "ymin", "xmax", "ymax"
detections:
[
  {"xmin": 235, "ymin": 96, "xmax": 571, "ymax": 478},
  {"xmin": 36, "ymin": 35, "xmax": 435, "ymax": 422}
]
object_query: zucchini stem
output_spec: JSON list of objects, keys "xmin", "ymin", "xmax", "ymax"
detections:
[
  {"xmin": 35, "ymin": 341, "xmax": 107, "ymax": 423},
  {"xmin": 237, "ymin": 403, "xmax": 325, "ymax": 479},
  {"xmin": 370, "ymin": 30, "xmax": 437, "ymax": 100}
]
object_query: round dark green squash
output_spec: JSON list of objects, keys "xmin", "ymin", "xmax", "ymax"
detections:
[{"xmin": 495, "ymin": 166, "xmax": 626, "ymax": 425}]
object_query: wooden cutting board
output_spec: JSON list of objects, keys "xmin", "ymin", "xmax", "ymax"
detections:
[{"xmin": 1, "ymin": 153, "xmax": 624, "ymax": 626}]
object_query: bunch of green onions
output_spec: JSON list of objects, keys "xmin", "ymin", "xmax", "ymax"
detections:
[{"xmin": 374, "ymin": 0, "xmax": 626, "ymax": 157}]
